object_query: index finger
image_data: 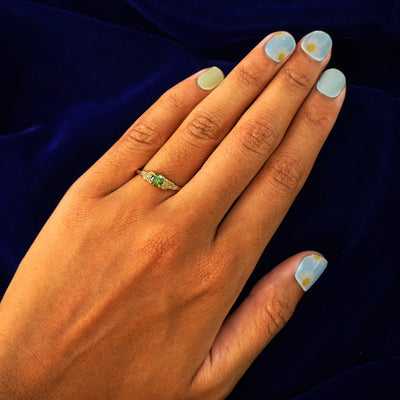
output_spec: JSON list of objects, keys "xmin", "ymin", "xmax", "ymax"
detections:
[
  {"xmin": 217, "ymin": 72, "xmax": 346, "ymax": 262},
  {"xmin": 176, "ymin": 31, "xmax": 335, "ymax": 221}
]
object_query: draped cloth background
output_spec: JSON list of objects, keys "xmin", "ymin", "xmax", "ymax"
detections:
[{"xmin": 1, "ymin": 0, "xmax": 399, "ymax": 398}]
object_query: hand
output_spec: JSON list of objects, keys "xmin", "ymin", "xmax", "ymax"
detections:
[{"xmin": 0, "ymin": 31, "xmax": 345, "ymax": 399}]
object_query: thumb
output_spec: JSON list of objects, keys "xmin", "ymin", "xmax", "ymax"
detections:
[{"xmin": 189, "ymin": 251, "xmax": 328, "ymax": 399}]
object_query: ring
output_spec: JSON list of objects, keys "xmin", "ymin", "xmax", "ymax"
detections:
[{"xmin": 136, "ymin": 170, "xmax": 181, "ymax": 191}]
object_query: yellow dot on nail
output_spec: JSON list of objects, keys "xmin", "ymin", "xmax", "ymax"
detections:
[
  {"xmin": 302, "ymin": 278, "xmax": 310, "ymax": 286},
  {"xmin": 313, "ymin": 255, "xmax": 322, "ymax": 259},
  {"xmin": 276, "ymin": 31, "xmax": 283, "ymax": 35},
  {"xmin": 278, "ymin": 53, "xmax": 285, "ymax": 61},
  {"xmin": 307, "ymin": 43, "xmax": 316, "ymax": 52}
]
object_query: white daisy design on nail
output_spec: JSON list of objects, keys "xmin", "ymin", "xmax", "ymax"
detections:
[
  {"xmin": 295, "ymin": 254, "xmax": 328, "ymax": 292},
  {"xmin": 301, "ymin": 31, "xmax": 332, "ymax": 61},
  {"xmin": 271, "ymin": 46, "xmax": 291, "ymax": 61},
  {"xmin": 264, "ymin": 32, "xmax": 296, "ymax": 63}
]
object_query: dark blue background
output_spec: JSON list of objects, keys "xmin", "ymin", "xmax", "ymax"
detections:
[{"xmin": 1, "ymin": 1, "xmax": 399, "ymax": 398}]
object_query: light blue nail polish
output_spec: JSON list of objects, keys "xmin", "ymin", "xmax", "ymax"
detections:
[
  {"xmin": 264, "ymin": 32, "xmax": 296, "ymax": 62},
  {"xmin": 317, "ymin": 68, "xmax": 346, "ymax": 98},
  {"xmin": 295, "ymin": 254, "xmax": 328, "ymax": 292},
  {"xmin": 301, "ymin": 30, "xmax": 332, "ymax": 61}
]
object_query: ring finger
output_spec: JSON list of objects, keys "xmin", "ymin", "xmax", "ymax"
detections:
[
  {"xmin": 130, "ymin": 31, "xmax": 297, "ymax": 198},
  {"xmin": 72, "ymin": 67, "xmax": 222, "ymax": 198},
  {"xmin": 175, "ymin": 30, "xmax": 333, "ymax": 219}
]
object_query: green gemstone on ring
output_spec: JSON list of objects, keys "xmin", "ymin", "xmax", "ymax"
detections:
[{"xmin": 151, "ymin": 174, "xmax": 164, "ymax": 187}]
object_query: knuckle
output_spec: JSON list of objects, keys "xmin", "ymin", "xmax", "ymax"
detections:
[
  {"xmin": 124, "ymin": 119, "xmax": 161, "ymax": 149},
  {"xmin": 162, "ymin": 87, "xmax": 186, "ymax": 111},
  {"xmin": 258, "ymin": 292, "xmax": 294, "ymax": 334},
  {"xmin": 235, "ymin": 62, "xmax": 264, "ymax": 90},
  {"xmin": 236, "ymin": 117, "xmax": 280, "ymax": 156},
  {"xmin": 185, "ymin": 109, "xmax": 224, "ymax": 144},
  {"xmin": 283, "ymin": 67, "xmax": 312, "ymax": 92},
  {"xmin": 303, "ymin": 108, "xmax": 331, "ymax": 134},
  {"xmin": 268, "ymin": 154, "xmax": 305, "ymax": 194}
]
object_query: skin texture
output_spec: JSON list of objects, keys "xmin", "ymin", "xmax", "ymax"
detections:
[{"xmin": 0, "ymin": 31, "xmax": 345, "ymax": 399}]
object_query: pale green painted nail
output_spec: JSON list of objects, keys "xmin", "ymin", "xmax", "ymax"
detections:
[
  {"xmin": 317, "ymin": 68, "xmax": 346, "ymax": 98},
  {"xmin": 295, "ymin": 254, "xmax": 328, "ymax": 291},
  {"xmin": 301, "ymin": 30, "xmax": 332, "ymax": 61},
  {"xmin": 196, "ymin": 66, "xmax": 224, "ymax": 90},
  {"xmin": 264, "ymin": 31, "xmax": 296, "ymax": 62}
]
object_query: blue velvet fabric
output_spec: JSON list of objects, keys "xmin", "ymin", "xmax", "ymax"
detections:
[{"xmin": 1, "ymin": 1, "xmax": 399, "ymax": 398}]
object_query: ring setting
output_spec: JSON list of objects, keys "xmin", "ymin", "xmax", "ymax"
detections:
[{"xmin": 136, "ymin": 170, "xmax": 181, "ymax": 191}]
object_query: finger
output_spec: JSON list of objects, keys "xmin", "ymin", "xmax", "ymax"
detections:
[
  {"xmin": 217, "ymin": 69, "xmax": 346, "ymax": 255},
  {"xmin": 188, "ymin": 252, "xmax": 328, "ymax": 399},
  {"xmin": 72, "ymin": 67, "xmax": 224, "ymax": 197},
  {"xmin": 129, "ymin": 31, "xmax": 296, "ymax": 198},
  {"xmin": 178, "ymin": 31, "xmax": 332, "ymax": 219}
]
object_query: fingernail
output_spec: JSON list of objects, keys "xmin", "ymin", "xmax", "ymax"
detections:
[
  {"xmin": 196, "ymin": 66, "xmax": 224, "ymax": 90},
  {"xmin": 301, "ymin": 30, "xmax": 332, "ymax": 61},
  {"xmin": 264, "ymin": 31, "xmax": 296, "ymax": 62},
  {"xmin": 317, "ymin": 68, "xmax": 346, "ymax": 98},
  {"xmin": 295, "ymin": 254, "xmax": 328, "ymax": 292}
]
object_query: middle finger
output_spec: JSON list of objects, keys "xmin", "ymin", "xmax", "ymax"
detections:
[
  {"xmin": 135, "ymin": 31, "xmax": 297, "ymax": 196},
  {"xmin": 177, "ymin": 30, "xmax": 332, "ymax": 220}
]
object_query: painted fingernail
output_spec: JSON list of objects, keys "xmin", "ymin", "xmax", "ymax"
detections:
[
  {"xmin": 196, "ymin": 66, "xmax": 224, "ymax": 90},
  {"xmin": 301, "ymin": 30, "xmax": 332, "ymax": 61},
  {"xmin": 264, "ymin": 31, "xmax": 296, "ymax": 62},
  {"xmin": 295, "ymin": 254, "xmax": 328, "ymax": 292},
  {"xmin": 317, "ymin": 68, "xmax": 346, "ymax": 98}
]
